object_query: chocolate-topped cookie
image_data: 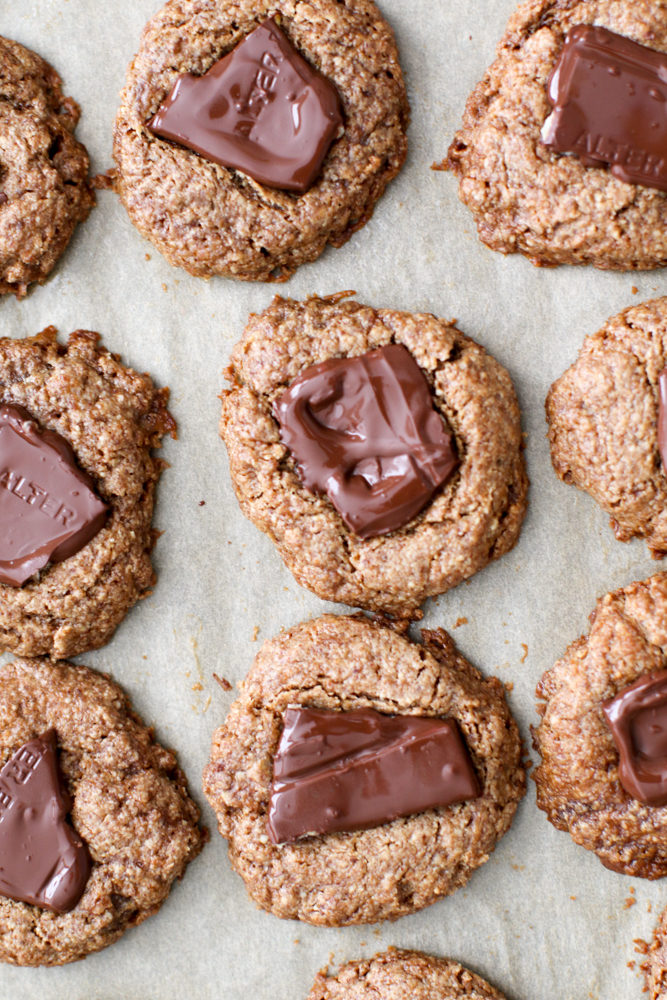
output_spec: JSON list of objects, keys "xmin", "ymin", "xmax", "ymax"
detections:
[
  {"xmin": 203, "ymin": 614, "xmax": 525, "ymax": 925},
  {"xmin": 307, "ymin": 949, "xmax": 508, "ymax": 1000},
  {"xmin": 219, "ymin": 294, "xmax": 528, "ymax": 616},
  {"xmin": 0, "ymin": 656, "xmax": 203, "ymax": 966},
  {"xmin": 533, "ymin": 571, "xmax": 667, "ymax": 878},
  {"xmin": 0, "ymin": 326, "xmax": 175, "ymax": 658},
  {"xmin": 114, "ymin": 0, "xmax": 408, "ymax": 282},
  {"xmin": 445, "ymin": 1, "xmax": 667, "ymax": 270},
  {"xmin": 0, "ymin": 36, "xmax": 94, "ymax": 297},
  {"xmin": 547, "ymin": 297, "xmax": 667, "ymax": 558}
]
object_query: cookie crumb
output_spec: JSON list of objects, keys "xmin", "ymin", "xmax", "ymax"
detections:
[
  {"xmin": 91, "ymin": 168, "xmax": 117, "ymax": 191},
  {"xmin": 251, "ymin": 625, "xmax": 260, "ymax": 642},
  {"xmin": 199, "ymin": 500, "xmax": 205, "ymax": 506},
  {"xmin": 570, "ymin": 895, "xmax": 576, "ymax": 900},
  {"xmin": 634, "ymin": 939, "xmax": 650, "ymax": 955},
  {"xmin": 145, "ymin": 253, "xmax": 151, "ymax": 260},
  {"xmin": 632, "ymin": 286, "xmax": 638, "ymax": 294},
  {"xmin": 520, "ymin": 643, "xmax": 528, "ymax": 663},
  {"xmin": 624, "ymin": 897, "xmax": 637, "ymax": 909},
  {"xmin": 628, "ymin": 961, "xmax": 635, "ymax": 970},
  {"xmin": 453, "ymin": 616, "xmax": 468, "ymax": 628},
  {"xmin": 192, "ymin": 682, "xmax": 203, "ymax": 691},
  {"xmin": 504, "ymin": 680, "xmax": 514, "ymax": 692},
  {"xmin": 162, "ymin": 283, "xmax": 167, "ymax": 291},
  {"xmin": 213, "ymin": 673, "xmax": 232, "ymax": 691}
]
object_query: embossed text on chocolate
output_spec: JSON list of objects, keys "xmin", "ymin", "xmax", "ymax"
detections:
[{"xmin": 0, "ymin": 468, "xmax": 75, "ymax": 526}]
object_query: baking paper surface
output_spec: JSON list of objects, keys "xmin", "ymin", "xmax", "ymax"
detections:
[{"xmin": 0, "ymin": 1, "xmax": 662, "ymax": 997}]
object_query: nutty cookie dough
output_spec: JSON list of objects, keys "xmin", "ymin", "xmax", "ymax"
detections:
[
  {"xmin": 645, "ymin": 907, "xmax": 667, "ymax": 999},
  {"xmin": 0, "ymin": 36, "xmax": 94, "ymax": 297},
  {"xmin": 307, "ymin": 949, "xmax": 508, "ymax": 1000},
  {"xmin": 547, "ymin": 297, "xmax": 667, "ymax": 558},
  {"xmin": 203, "ymin": 614, "xmax": 526, "ymax": 926},
  {"xmin": 113, "ymin": 0, "xmax": 409, "ymax": 282},
  {"xmin": 220, "ymin": 294, "xmax": 528, "ymax": 616},
  {"xmin": 0, "ymin": 656, "xmax": 203, "ymax": 966},
  {"xmin": 533, "ymin": 571, "xmax": 667, "ymax": 878},
  {"xmin": 0, "ymin": 326, "xmax": 175, "ymax": 659},
  {"xmin": 445, "ymin": 0, "xmax": 667, "ymax": 270}
]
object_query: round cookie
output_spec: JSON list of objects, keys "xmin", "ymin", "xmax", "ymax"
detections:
[
  {"xmin": 645, "ymin": 907, "xmax": 667, "ymax": 999},
  {"xmin": 0, "ymin": 36, "xmax": 94, "ymax": 297},
  {"xmin": 113, "ymin": 0, "xmax": 409, "ymax": 283},
  {"xmin": 0, "ymin": 656, "xmax": 203, "ymax": 966},
  {"xmin": 203, "ymin": 614, "xmax": 526, "ymax": 926},
  {"xmin": 547, "ymin": 297, "xmax": 667, "ymax": 558},
  {"xmin": 220, "ymin": 294, "xmax": 528, "ymax": 616},
  {"xmin": 445, "ymin": 0, "xmax": 667, "ymax": 270},
  {"xmin": 0, "ymin": 325, "xmax": 175, "ymax": 659},
  {"xmin": 533, "ymin": 571, "xmax": 667, "ymax": 878},
  {"xmin": 306, "ymin": 949, "xmax": 508, "ymax": 1000}
]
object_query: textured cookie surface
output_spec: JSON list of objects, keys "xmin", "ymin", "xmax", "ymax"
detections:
[
  {"xmin": 114, "ymin": 0, "xmax": 408, "ymax": 282},
  {"xmin": 0, "ymin": 326, "xmax": 175, "ymax": 659},
  {"xmin": 203, "ymin": 615, "xmax": 525, "ymax": 926},
  {"xmin": 0, "ymin": 36, "xmax": 94, "ymax": 297},
  {"xmin": 307, "ymin": 949, "xmax": 508, "ymax": 1000},
  {"xmin": 220, "ymin": 294, "xmax": 528, "ymax": 615},
  {"xmin": 547, "ymin": 297, "xmax": 667, "ymax": 557},
  {"xmin": 646, "ymin": 907, "xmax": 667, "ymax": 999},
  {"xmin": 0, "ymin": 657, "xmax": 203, "ymax": 966},
  {"xmin": 533, "ymin": 571, "xmax": 667, "ymax": 877},
  {"xmin": 446, "ymin": 0, "xmax": 667, "ymax": 270}
]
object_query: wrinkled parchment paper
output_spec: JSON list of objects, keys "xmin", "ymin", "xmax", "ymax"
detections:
[{"xmin": 0, "ymin": 1, "xmax": 664, "ymax": 997}]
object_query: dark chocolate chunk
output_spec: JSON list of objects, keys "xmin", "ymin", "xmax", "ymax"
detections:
[
  {"xmin": 0, "ymin": 729, "xmax": 90, "ymax": 912},
  {"xmin": 0, "ymin": 403, "xmax": 108, "ymax": 587},
  {"xmin": 267, "ymin": 706, "xmax": 481, "ymax": 845},
  {"xmin": 273, "ymin": 344, "xmax": 458, "ymax": 539},
  {"xmin": 542, "ymin": 25, "xmax": 667, "ymax": 191},
  {"xmin": 603, "ymin": 671, "xmax": 667, "ymax": 806},
  {"xmin": 147, "ymin": 17, "xmax": 343, "ymax": 193}
]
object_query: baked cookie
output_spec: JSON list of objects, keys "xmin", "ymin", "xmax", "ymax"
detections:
[
  {"xmin": 533, "ymin": 570, "xmax": 667, "ymax": 878},
  {"xmin": 306, "ymin": 949, "xmax": 508, "ymax": 1000},
  {"xmin": 0, "ymin": 656, "xmax": 203, "ymax": 966},
  {"xmin": 113, "ymin": 0, "xmax": 408, "ymax": 282},
  {"xmin": 203, "ymin": 614, "xmax": 526, "ymax": 926},
  {"xmin": 645, "ymin": 907, "xmax": 667, "ymax": 999},
  {"xmin": 0, "ymin": 325, "xmax": 175, "ymax": 659},
  {"xmin": 547, "ymin": 297, "xmax": 667, "ymax": 558},
  {"xmin": 445, "ymin": 0, "xmax": 667, "ymax": 270},
  {"xmin": 220, "ymin": 294, "xmax": 528, "ymax": 616},
  {"xmin": 0, "ymin": 36, "xmax": 94, "ymax": 297}
]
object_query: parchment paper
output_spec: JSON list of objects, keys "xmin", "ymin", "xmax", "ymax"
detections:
[{"xmin": 0, "ymin": 1, "xmax": 663, "ymax": 997}]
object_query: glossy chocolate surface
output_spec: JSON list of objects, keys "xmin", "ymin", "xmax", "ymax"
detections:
[
  {"xmin": 267, "ymin": 706, "xmax": 481, "ymax": 844},
  {"xmin": 603, "ymin": 670, "xmax": 667, "ymax": 806},
  {"xmin": 148, "ymin": 17, "xmax": 343, "ymax": 193},
  {"xmin": 273, "ymin": 344, "xmax": 458, "ymax": 539},
  {"xmin": 0, "ymin": 730, "xmax": 90, "ymax": 912},
  {"xmin": 541, "ymin": 25, "xmax": 667, "ymax": 191},
  {"xmin": 0, "ymin": 403, "xmax": 108, "ymax": 587}
]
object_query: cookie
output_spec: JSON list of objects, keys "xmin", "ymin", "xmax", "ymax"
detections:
[
  {"xmin": 0, "ymin": 36, "xmax": 94, "ymax": 298},
  {"xmin": 0, "ymin": 325, "xmax": 175, "ymax": 659},
  {"xmin": 0, "ymin": 656, "xmax": 203, "ymax": 966},
  {"xmin": 219, "ymin": 294, "xmax": 528, "ymax": 616},
  {"xmin": 113, "ymin": 0, "xmax": 408, "ymax": 282},
  {"xmin": 546, "ymin": 297, "xmax": 667, "ymax": 558},
  {"xmin": 306, "ymin": 949, "xmax": 508, "ymax": 1000},
  {"xmin": 645, "ymin": 907, "xmax": 667, "ymax": 999},
  {"xmin": 203, "ymin": 614, "xmax": 526, "ymax": 926},
  {"xmin": 533, "ymin": 571, "xmax": 667, "ymax": 878},
  {"xmin": 444, "ymin": 0, "xmax": 667, "ymax": 270}
]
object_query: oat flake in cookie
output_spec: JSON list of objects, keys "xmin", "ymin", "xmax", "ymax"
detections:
[
  {"xmin": 0, "ymin": 37, "xmax": 94, "ymax": 297},
  {"xmin": 0, "ymin": 657, "xmax": 203, "ymax": 966},
  {"xmin": 444, "ymin": 0, "xmax": 667, "ymax": 270},
  {"xmin": 306, "ymin": 949, "xmax": 509, "ymax": 1000},
  {"xmin": 0, "ymin": 326, "xmax": 175, "ymax": 659},
  {"xmin": 203, "ymin": 615, "xmax": 525, "ymax": 926},
  {"xmin": 219, "ymin": 294, "xmax": 528, "ymax": 617},
  {"xmin": 533, "ymin": 571, "xmax": 667, "ymax": 878},
  {"xmin": 113, "ymin": 0, "xmax": 408, "ymax": 282},
  {"xmin": 547, "ymin": 297, "xmax": 667, "ymax": 558}
]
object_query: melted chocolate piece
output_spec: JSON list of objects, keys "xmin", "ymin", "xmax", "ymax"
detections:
[
  {"xmin": 273, "ymin": 344, "xmax": 459, "ymax": 539},
  {"xmin": 267, "ymin": 706, "xmax": 481, "ymax": 845},
  {"xmin": 0, "ymin": 730, "xmax": 90, "ymax": 912},
  {"xmin": 148, "ymin": 17, "xmax": 343, "ymax": 193},
  {"xmin": 603, "ymin": 671, "xmax": 667, "ymax": 806},
  {"xmin": 541, "ymin": 25, "xmax": 667, "ymax": 191},
  {"xmin": 0, "ymin": 404, "xmax": 108, "ymax": 588}
]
